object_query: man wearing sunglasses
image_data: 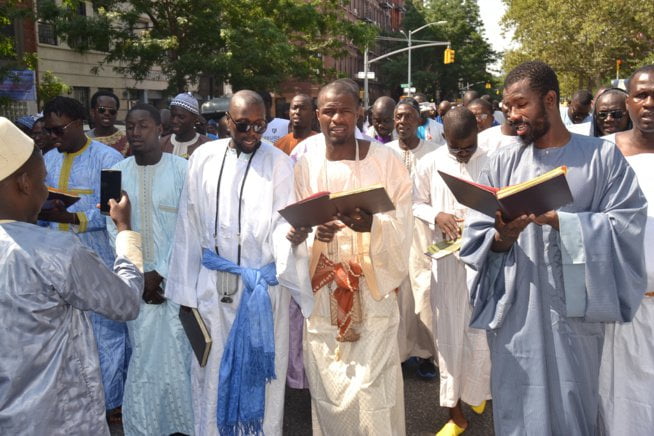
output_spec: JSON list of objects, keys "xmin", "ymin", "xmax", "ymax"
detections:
[
  {"xmin": 40, "ymin": 96, "xmax": 129, "ymax": 424},
  {"xmin": 166, "ymin": 90, "xmax": 312, "ymax": 436},
  {"xmin": 87, "ymin": 90, "xmax": 129, "ymax": 156},
  {"xmin": 161, "ymin": 92, "xmax": 211, "ymax": 158}
]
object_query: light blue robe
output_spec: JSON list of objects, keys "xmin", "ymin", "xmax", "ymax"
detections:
[
  {"xmin": 106, "ymin": 153, "xmax": 194, "ymax": 435},
  {"xmin": 460, "ymin": 134, "xmax": 647, "ymax": 435},
  {"xmin": 0, "ymin": 222, "xmax": 142, "ymax": 435},
  {"xmin": 43, "ymin": 139, "xmax": 129, "ymax": 410}
]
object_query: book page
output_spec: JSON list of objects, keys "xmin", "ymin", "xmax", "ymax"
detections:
[{"xmin": 496, "ymin": 166, "xmax": 567, "ymax": 199}]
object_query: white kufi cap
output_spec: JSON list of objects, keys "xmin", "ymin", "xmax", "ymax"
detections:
[{"xmin": 0, "ymin": 117, "xmax": 35, "ymax": 182}]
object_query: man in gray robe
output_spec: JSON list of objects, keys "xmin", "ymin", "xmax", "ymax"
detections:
[
  {"xmin": 460, "ymin": 61, "xmax": 647, "ymax": 435},
  {"xmin": 0, "ymin": 117, "xmax": 144, "ymax": 435}
]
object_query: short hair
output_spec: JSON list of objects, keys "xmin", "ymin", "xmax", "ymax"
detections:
[
  {"xmin": 91, "ymin": 90, "xmax": 120, "ymax": 109},
  {"xmin": 627, "ymin": 64, "xmax": 654, "ymax": 94},
  {"xmin": 505, "ymin": 61, "xmax": 560, "ymax": 105},
  {"xmin": 395, "ymin": 97, "xmax": 421, "ymax": 115},
  {"xmin": 468, "ymin": 98, "xmax": 493, "ymax": 114},
  {"xmin": 443, "ymin": 107, "xmax": 477, "ymax": 140},
  {"xmin": 43, "ymin": 96, "xmax": 86, "ymax": 121},
  {"xmin": 317, "ymin": 80, "xmax": 359, "ymax": 108},
  {"xmin": 572, "ymin": 90, "xmax": 593, "ymax": 106},
  {"xmin": 372, "ymin": 96, "xmax": 396, "ymax": 113},
  {"xmin": 127, "ymin": 103, "xmax": 161, "ymax": 124}
]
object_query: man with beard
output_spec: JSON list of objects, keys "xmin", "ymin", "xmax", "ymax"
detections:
[
  {"xmin": 166, "ymin": 90, "xmax": 313, "ymax": 436},
  {"xmin": 40, "ymin": 96, "xmax": 129, "ymax": 423},
  {"xmin": 414, "ymin": 107, "xmax": 492, "ymax": 435},
  {"xmin": 106, "ymin": 104, "xmax": 194, "ymax": 435},
  {"xmin": 288, "ymin": 80, "xmax": 413, "ymax": 435},
  {"xmin": 87, "ymin": 90, "xmax": 129, "ymax": 156},
  {"xmin": 275, "ymin": 94, "xmax": 317, "ymax": 155},
  {"xmin": 161, "ymin": 93, "xmax": 210, "ymax": 158},
  {"xmin": 366, "ymin": 96, "xmax": 396, "ymax": 143},
  {"xmin": 385, "ymin": 98, "xmax": 438, "ymax": 379},
  {"xmin": 599, "ymin": 64, "xmax": 654, "ymax": 435},
  {"xmin": 460, "ymin": 61, "xmax": 647, "ymax": 435}
]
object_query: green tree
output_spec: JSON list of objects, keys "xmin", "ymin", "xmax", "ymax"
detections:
[
  {"xmin": 1, "ymin": 0, "xmax": 37, "ymax": 107},
  {"xmin": 501, "ymin": 1, "xmax": 654, "ymax": 96},
  {"xmin": 37, "ymin": 70, "xmax": 70, "ymax": 108},
  {"xmin": 38, "ymin": 0, "xmax": 375, "ymax": 93},
  {"xmin": 377, "ymin": 0, "xmax": 496, "ymax": 101}
]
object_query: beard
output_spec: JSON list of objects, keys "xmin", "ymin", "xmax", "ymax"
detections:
[{"xmin": 515, "ymin": 101, "xmax": 550, "ymax": 146}]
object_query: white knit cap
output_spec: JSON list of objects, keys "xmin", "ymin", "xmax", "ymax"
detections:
[
  {"xmin": 0, "ymin": 117, "xmax": 35, "ymax": 182},
  {"xmin": 170, "ymin": 92, "xmax": 200, "ymax": 115}
]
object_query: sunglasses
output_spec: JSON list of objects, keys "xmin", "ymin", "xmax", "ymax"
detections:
[
  {"xmin": 227, "ymin": 112, "xmax": 267, "ymax": 134},
  {"xmin": 596, "ymin": 110, "xmax": 626, "ymax": 120},
  {"xmin": 97, "ymin": 106, "xmax": 118, "ymax": 115},
  {"xmin": 44, "ymin": 119, "xmax": 77, "ymax": 136},
  {"xmin": 448, "ymin": 144, "xmax": 477, "ymax": 154}
]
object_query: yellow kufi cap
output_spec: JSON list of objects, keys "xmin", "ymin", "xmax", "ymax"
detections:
[{"xmin": 0, "ymin": 117, "xmax": 35, "ymax": 182}]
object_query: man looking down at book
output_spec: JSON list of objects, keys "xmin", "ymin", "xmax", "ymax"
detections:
[
  {"xmin": 165, "ymin": 90, "xmax": 312, "ymax": 436},
  {"xmin": 288, "ymin": 80, "xmax": 413, "ymax": 435},
  {"xmin": 414, "ymin": 107, "xmax": 491, "ymax": 436},
  {"xmin": 599, "ymin": 64, "xmax": 654, "ymax": 435},
  {"xmin": 460, "ymin": 61, "xmax": 647, "ymax": 435},
  {"xmin": 385, "ymin": 97, "xmax": 438, "ymax": 380},
  {"xmin": 0, "ymin": 117, "xmax": 143, "ymax": 434}
]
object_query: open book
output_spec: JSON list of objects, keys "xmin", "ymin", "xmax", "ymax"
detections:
[
  {"xmin": 278, "ymin": 184, "xmax": 395, "ymax": 228},
  {"xmin": 438, "ymin": 166, "xmax": 573, "ymax": 221},
  {"xmin": 46, "ymin": 187, "xmax": 81, "ymax": 208}
]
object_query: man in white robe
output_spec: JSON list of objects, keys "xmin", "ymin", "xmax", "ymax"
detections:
[
  {"xmin": 599, "ymin": 64, "xmax": 654, "ymax": 435},
  {"xmin": 461, "ymin": 61, "xmax": 646, "ymax": 435},
  {"xmin": 106, "ymin": 104, "xmax": 193, "ymax": 435},
  {"xmin": 166, "ymin": 90, "xmax": 312, "ymax": 436},
  {"xmin": 289, "ymin": 80, "xmax": 413, "ymax": 435},
  {"xmin": 0, "ymin": 117, "xmax": 143, "ymax": 435},
  {"xmin": 385, "ymin": 97, "xmax": 439, "ymax": 377},
  {"xmin": 414, "ymin": 107, "xmax": 492, "ymax": 435}
]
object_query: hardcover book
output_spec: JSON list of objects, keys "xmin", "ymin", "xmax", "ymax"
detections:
[
  {"xmin": 46, "ymin": 187, "xmax": 81, "ymax": 207},
  {"xmin": 179, "ymin": 305, "xmax": 212, "ymax": 367},
  {"xmin": 437, "ymin": 166, "xmax": 573, "ymax": 221}
]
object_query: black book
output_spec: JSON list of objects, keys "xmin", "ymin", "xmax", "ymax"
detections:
[{"xmin": 179, "ymin": 305, "xmax": 212, "ymax": 367}]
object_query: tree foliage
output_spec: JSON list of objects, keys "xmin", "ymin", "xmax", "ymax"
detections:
[
  {"xmin": 38, "ymin": 0, "xmax": 376, "ymax": 93},
  {"xmin": 377, "ymin": 0, "xmax": 496, "ymax": 101},
  {"xmin": 501, "ymin": 1, "xmax": 654, "ymax": 96}
]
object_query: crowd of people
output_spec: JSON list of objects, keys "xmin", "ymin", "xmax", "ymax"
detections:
[{"xmin": 0, "ymin": 60, "xmax": 653, "ymax": 436}]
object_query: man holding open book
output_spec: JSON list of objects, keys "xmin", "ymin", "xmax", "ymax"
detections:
[
  {"xmin": 460, "ymin": 61, "xmax": 647, "ymax": 435},
  {"xmin": 289, "ymin": 80, "xmax": 413, "ymax": 435}
]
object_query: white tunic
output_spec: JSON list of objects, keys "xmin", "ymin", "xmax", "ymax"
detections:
[
  {"xmin": 385, "ymin": 139, "xmax": 440, "ymax": 361},
  {"xmin": 477, "ymin": 124, "xmax": 521, "ymax": 153},
  {"xmin": 413, "ymin": 146, "xmax": 492, "ymax": 407},
  {"xmin": 599, "ymin": 152, "xmax": 654, "ymax": 435},
  {"xmin": 295, "ymin": 140, "xmax": 413, "ymax": 436},
  {"xmin": 166, "ymin": 139, "xmax": 313, "ymax": 436}
]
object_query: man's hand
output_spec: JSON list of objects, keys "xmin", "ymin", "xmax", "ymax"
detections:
[
  {"xmin": 109, "ymin": 191, "xmax": 132, "ymax": 232},
  {"xmin": 531, "ymin": 210, "xmax": 559, "ymax": 230},
  {"xmin": 436, "ymin": 212, "xmax": 464, "ymax": 241},
  {"xmin": 315, "ymin": 220, "xmax": 346, "ymax": 243},
  {"xmin": 143, "ymin": 270, "xmax": 165, "ymax": 304},
  {"xmin": 287, "ymin": 226, "xmax": 312, "ymax": 246},
  {"xmin": 337, "ymin": 208, "xmax": 373, "ymax": 233},
  {"xmin": 38, "ymin": 199, "xmax": 78, "ymax": 224},
  {"xmin": 491, "ymin": 211, "xmax": 531, "ymax": 252}
]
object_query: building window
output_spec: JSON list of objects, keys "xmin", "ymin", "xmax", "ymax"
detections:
[
  {"xmin": 37, "ymin": 22, "xmax": 57, "ymax": 46},
  {"xmin": 72, "ymin": 86, "xmax": 90, "ymax": 114}
]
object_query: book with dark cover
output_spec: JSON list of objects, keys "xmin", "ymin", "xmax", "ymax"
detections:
[
  {"xmin": 47, "ymin": 187, "xmax": 81, "ymax": 207},
  {"xmin": 179, "ymin": 306, "xmax": 212, "ymax": 367},
  {"xmin": 278, "ymin": 184, "xmax": 395, "ymax": 228},
  {"xmin": 438, "ymin": 166, "xmax": 573, "ymax": 221}
]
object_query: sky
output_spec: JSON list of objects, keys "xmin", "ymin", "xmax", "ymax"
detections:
[{"xmin": 476, "ymin": 0, "xmax": 515, "ymax": 74}]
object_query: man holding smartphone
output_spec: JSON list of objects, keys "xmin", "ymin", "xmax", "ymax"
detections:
[{"xmin": 39, "ymin": 96, "xmax": 129, "ymax": 423}]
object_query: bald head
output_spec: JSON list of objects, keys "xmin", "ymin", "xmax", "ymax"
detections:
[
  {"xmin": 463, "ymin": 90, "xmax": 480, "ymax": 106},
  {"xmin": 372, "ymin": 96, "xmax": 395, "ymax": 113},
  {"xmin": 370, "ymin": 96, "xmax": 396, "ymax": 140},
  {"xmin": 443, "ymin": 107, "xmax": 477, "ymax": 141},
  {"xmin": 317, "ymin": 80, "xmax": 359, "ymax": 108},
  {"xmin": 230, "ymin": 90, "xmax": 265, "ymax": 113},
  {"xmin": 438, "ymin": 100, "xmax": 451, "ymax": 117}
]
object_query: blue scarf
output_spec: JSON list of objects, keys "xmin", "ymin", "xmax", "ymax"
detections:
[{"xmin": 201, "ymin": 248, "xmax": 278, "ymax": 436}]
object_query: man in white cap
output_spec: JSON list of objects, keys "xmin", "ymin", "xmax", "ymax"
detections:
[
  {"xmin": 0, "ymin": 117, "xmax": 144, "ymax": 434},
  {"xmin": 161, "ymin": 92, "xmax": 211, "ymax": 158}
]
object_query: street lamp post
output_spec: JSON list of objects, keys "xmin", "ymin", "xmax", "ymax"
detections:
[{"xmin": 401, "ymin": 21, "xmax": 447, "ymax": 96}]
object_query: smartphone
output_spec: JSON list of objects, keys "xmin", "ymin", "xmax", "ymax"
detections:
[{"xmin": 100, "ymin": 169, "xmax": 122, "ymax": 215}]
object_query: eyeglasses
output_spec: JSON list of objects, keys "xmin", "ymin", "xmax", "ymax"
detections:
[
  {"xmin": 474, "ymin": 113, "xmax": 489, "ymax": 121},
  {"xmin": 447, "ymin": 144, "xmax": 477, "ymax": 154},
  {"xmin": 226, "ymin": 112, "xmax": 267, "ymax": 134},
  {"xmin": 596, "ymin": 110, "xmax": 626, "ymax": 120},
  {"xmin": 44, "ymin": 119, "xmax": 77, "ymax": 136},
  {"xmin": 97, "ymin": 106, "xmax": 118, "ymax": 115}
]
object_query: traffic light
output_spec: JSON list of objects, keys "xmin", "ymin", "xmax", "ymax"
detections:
[
  {"xmin": 444, "ymin": 48, "xmax": 455, "ymax": 64},
  {"xmin": 485, "ymin": 82, "xmax": 492, "ymax": 89}
]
